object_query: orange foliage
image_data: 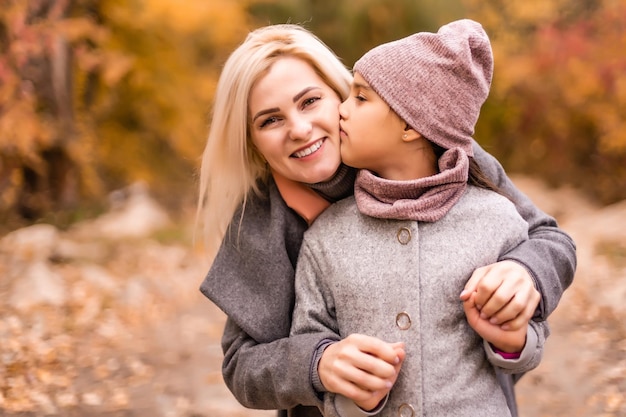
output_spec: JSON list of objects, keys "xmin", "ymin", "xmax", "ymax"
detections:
[
  {"xmin": 466, "ymin": 0, "xmax": 626, "ymax": 204},
  {"xmin": 79, "ymin": 0, "xmax": 254, "ymax": 210},
  {"xmin": 2, "ymin": 0, "xmax": 623, "ymax": 231},
  {"xmin": 0, "ymin": 0, "xmax": 252, "ymax": 230},
  {"xmin": 0, "ymin": 1, "xmax": 103, "ymax": 223}
]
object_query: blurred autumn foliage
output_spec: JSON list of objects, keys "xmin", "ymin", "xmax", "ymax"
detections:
[
  {"xmin": 0, "ymin": 0, "xmax": 625, "ymax": 233},
  {"xmin": 465, "ymin": 0, "xmax": 626, "ymax": 205},
  {"xmin": 0, "ymin": 0, "xmax": 251, "ymax": 231}
]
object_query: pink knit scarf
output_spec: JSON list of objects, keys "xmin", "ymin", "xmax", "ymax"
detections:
[{"xmin": 354, "ymin": 147, "xmax": 469, "ymax": 222}]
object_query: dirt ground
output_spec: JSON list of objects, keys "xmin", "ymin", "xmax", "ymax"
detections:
[
  {"xmin": 0, "ymin": 176, "xmax": 625, "ymax": 417},
  {"xmin": 509, "ymin": 177, "xmax": 626, "ymax": 417}
]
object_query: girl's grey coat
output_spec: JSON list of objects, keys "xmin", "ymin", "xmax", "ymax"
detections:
[
  {"xmin": 199, "ymin": 142, "xmax": 577, "ymax": 417},
  {"xmin": 291, "ymin": 186, "xmax": 548, "ymax": 417}
]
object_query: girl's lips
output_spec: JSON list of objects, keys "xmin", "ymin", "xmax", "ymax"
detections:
[{"xmin": 292, "ymin": 139, "xmax": 324, "ymax": 158}]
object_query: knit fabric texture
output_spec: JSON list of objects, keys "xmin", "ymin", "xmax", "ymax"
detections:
[
  {"xmin": 353, "ymin": 19, "xmax": 493, "ymax": 157},
  {"xmin": 355, "ymin": 147, "xmax": 469, "ymax": 222},
  {"xmin": 308, "ymin": 163, "xmax": 357, "ymax": 202}
]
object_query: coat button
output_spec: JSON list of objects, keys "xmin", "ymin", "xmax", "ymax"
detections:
[
  {"xmin": 398, "ymin": 403, "xmax": 415, "ymax": 417},
  {"xmin": 397, "ymin": 227, "xmax": 411, "ymax": 245},
  {"xmin": 396, "ymin": 312, "xmax": 411, "ymax": 330}
]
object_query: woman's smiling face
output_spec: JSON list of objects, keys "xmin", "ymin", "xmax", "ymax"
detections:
[{"xmin": 248, "ymin": 56, "xmax": 343, "ymax": 184}]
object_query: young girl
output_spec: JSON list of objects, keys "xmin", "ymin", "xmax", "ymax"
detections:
[{"xmin": 290, "ymin": 19, "xmax": 548, "ymax": 417}]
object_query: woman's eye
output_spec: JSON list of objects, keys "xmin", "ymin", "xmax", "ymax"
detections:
[
  {"xmin": 259, "ymin": 116, "xmax": 279, "ymax": 128},
  {"xmin": 355, "ymin": 94, "xmax": 366, "ymax": 102},
  {"xmin": 302, "ymin": 96, "xmax": 321, "ymax": 108}
]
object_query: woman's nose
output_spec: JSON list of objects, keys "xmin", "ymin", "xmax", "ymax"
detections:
[{"xmin": 288, "ymin": 116, "xmax": 312, "ymax": 140}]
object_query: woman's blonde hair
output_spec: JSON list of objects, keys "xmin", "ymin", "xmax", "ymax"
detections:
[{"xmin": 197, "ymin": 24, "xmax": 352, "ymax": 258}]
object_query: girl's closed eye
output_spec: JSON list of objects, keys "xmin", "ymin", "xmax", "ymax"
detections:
[{"xmin": 349, "ymin": 85, "xmax": 367, "ymax": 103}]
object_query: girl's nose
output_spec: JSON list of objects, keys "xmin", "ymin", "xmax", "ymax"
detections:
[
  {"xmin": 339, "ymin": 100, "xmax": 348, "ymax": 120},
  {"xmin": 288, "ymin": 116, "xmax": 313, "ymax": 140}
]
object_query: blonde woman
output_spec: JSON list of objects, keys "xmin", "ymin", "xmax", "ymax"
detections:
[{"xmin": 197, "ymin": 24, "xmax": 576, "ymax": 417}]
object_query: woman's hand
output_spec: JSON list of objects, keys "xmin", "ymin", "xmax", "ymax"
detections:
[
  {"xmin": 463, "ymin": 290, "xmax": 527, "ymax": 353},
  {"xmin": 460, "ymin": 260, "xmax": 541, "ymax": 330},
  {"xmin": 318, "ymin": 334, "xmax": 405, "ymax": 408}
]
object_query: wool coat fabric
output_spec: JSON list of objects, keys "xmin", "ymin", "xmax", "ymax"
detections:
[
  {"xmin": 199, "ymin": 141, "xmax": 577, "ymax": 417},
  {"xmin": 291, "ymin": 186, "xmax": 548, "ymax": 417}
]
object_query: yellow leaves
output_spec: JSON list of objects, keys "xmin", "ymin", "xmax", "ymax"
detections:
[
  {"xmin": 469, "ymin": 0, "xmax": 626, "ymax": 204},
  {"xmin": 491, "ymin": 55, "xmax": 533, "ymax": 96},
  {"xmin": 101, "ymin": 52, "xmax": 135, "ymax": 85},
  {"xmin": 560, "ymin": 59, "xmax": 598, "ymax": 106},
  {"xmin": 106, "ymin": 0, "xmax": 251, "ymax": 48},
  {"xmin": 538, "ymin": 24, "xmax": 626, "ymax": 153},
  {"xmin": 0, "ymin": 8, "xmax": 55, "ymax": 162},
  {"xmin": 52, "ymin": 17, "xmax": 108, "ymax": 44},
  {"xmin": 507, "ymin": 1, "xmax": 561, "ymax": 24},
  {"xmin": 75, "ymin": 1, "xmax": 252, "ymax": 206},
  {"xmin": 465, "ymin": 0, "xmax": 563, "ymax": 27},
  {"xmin": 79, "ymin": 50, "xmax": 135, "ymax": 86},
  {"xmin": 0, "ymin": 0, "xmax": 253, "ymax": 221},
  {"xmin": 141, "ymin": 0, "xmax": 251, "ymax": 42},
  {"xmin": 0, "ymin": 95, "xmax": 53, "ymax": 158},
  {"xmin": 596, "ymin": 106, "xmax": 626, "ymax": 153}
]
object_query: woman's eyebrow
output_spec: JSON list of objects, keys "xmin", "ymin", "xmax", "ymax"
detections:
[
  {"xmin": 252, "ymin": 86, "xmax": 321, "ymax": 122},
  {"xmin": 293, "ymin": 86, "xmax": 319, "ymax": 103}
]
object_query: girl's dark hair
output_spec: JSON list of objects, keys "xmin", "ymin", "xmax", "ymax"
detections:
[{"xmin": 431, "ymin": 143, "xmax": 512, "ymax": 200}]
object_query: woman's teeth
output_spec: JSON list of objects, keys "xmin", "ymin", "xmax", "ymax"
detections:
[{"xmin": 293, "ymin": 140, "xmax": 322, "ymax": 158}]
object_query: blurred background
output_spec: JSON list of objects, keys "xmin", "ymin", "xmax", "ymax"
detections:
[
  {"xmin": 1, "ymin": 0, "xmax": 625, "ymax": 230},
  {"xmin": 1, "ymin": 0, "xmax": 625, "ymax": 416}
]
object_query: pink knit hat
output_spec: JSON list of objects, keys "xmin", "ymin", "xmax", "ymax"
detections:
[{"xmin": 353, "ymin": 19, "xmax": 493, "ymax": 157}]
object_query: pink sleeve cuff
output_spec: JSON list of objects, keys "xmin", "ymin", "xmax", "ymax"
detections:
[{"xmin": 493, "ymin": 347, "xmax": 521, "ymax": 360}]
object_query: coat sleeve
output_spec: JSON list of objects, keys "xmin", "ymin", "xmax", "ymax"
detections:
[
  {"xmin": 290, "ymin": 239, "xmax": 340, "ymax": 338},
  {"xmin": 221, "ymin": 317, "xmax": 329, "ymax": 410},
  {"xmin": 472, "ymin": 141, "xmax": 577, "ymax": 319},
  {"xmin": 291, "ymin": 240, "xmax": 390, "ymax": 417},
  {"xmin": 290, "ymin": 239, "xmax": 347, "ymax": 417},
  {"xmin": 484, "ymin": 320, "xmax": 550, "ymax": 374}
]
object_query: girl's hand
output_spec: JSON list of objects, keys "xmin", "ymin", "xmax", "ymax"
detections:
[
  {"xmin": 319, "ymin": 334, "xmax": 405, "ymax": 406},
  {"xmin": 353, "ymin": 342, "xmax": 405, "ymax": 411},
  {"xmin": 460, "ymin": 260, "xmax": 540, "ymax": 330}
]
